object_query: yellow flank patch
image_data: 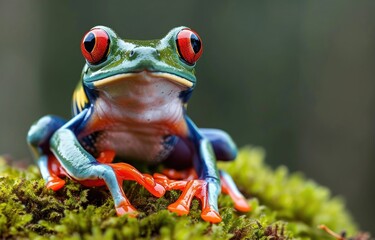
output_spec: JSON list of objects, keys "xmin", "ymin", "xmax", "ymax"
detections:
[{"xmin": 72, "ymin": 82, "xmax": 89, "ymax": 114}]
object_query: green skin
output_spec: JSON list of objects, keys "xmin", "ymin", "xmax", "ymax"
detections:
[
  {"xmin": 83, "ymin": 26, "xmax": 197, "ymax": 89},
  {"xmin": 27, "ymin": 26, "xmax": 243, "ymax": 223}
]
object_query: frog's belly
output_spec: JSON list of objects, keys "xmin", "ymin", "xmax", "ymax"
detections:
[
  {"xmin": 95, "ymin": 129, "xmax": 175, "ymax": 163},
  {"xmin": 82, "ymin": 72, "xmax": 189, "ymax": 162}
]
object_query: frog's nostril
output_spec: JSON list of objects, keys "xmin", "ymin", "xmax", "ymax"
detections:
[{"xmin": 129, "ymin": 47, "xmax": 158, "ymax": 59}]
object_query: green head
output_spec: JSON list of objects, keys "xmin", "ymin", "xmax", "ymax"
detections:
[{"xmin": 80, "ymin": 26, "xmax": 203, "ymax": 91}]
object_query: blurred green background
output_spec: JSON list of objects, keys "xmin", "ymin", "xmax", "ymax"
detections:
[{"xmin": 0, "ymin": 0, "xmax": 374, "ymax": 233}]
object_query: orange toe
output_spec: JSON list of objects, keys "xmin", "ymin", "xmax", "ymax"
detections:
[
  {"xmin": 154, "ymin": 173, "xmax": 187, "ymax": 191},
  {"xmin": 234, "ymin": 198, "xmax": 251, "ymax": 212},
  {"xmin": 115, "ymin": 202, "xmax": 138, "ymax": 217},
  {"xmin": 140, "ymin": 174, "xmax": 166, "ymax": 197},
  {"xmin": 46, "ymin": 176, "xmax": 66, "ymax": 191},
  {"xmin": 201, "ymin": 207, "xmax": 222, "ymax": 223},
  {"xmin": 154, "ymin": 182, "xmax": 166, "ymax": 197},
  {"xmin": 108, "ymin": 163, "xmax": 166, "ymax": 198},
  {"xmin": 168, "ymin": 202, "xmax": 189, "ymax": 215}
]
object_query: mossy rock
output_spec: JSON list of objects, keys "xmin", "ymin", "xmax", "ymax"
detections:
[{"xmin": 0, "ymin": 147, "xmax": 368, "ymax": 239}]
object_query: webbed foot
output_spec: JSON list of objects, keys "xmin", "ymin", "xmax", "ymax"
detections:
[
  {"xmin": 95, "ymin": 151, "xmax": 166, "ymax": 197},
  {"xmin": 154, "ymin": 173, "xmax": 222, "ymax": 223},
  {"xmin": 44, "ymin": 151, "xmax": 165, "ymax": 217},
  {"xmin": 115, "ymin": 200, "xmax": 138, "ymax": 217},
  {"xmin": 155, "ymin": 168, "xmax": 251, "ymax": 222},
  {"xmin": 46, "ymin": 175, "xmax": 66, "ymax": 191},
  {"xmin": 161, "ymin": 168, "xmax": 251, "ymax": 212},
  {"xmin": 45, "ymin": 154, "xmax": 67, "ymax": 191}
]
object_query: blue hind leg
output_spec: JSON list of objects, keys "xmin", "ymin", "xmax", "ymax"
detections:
[
  {"xmin": 200, "ymin": 128, "xmax": 238, "ymax": 161},
  {"xmin": 163, "ymin": 128, "xmax": 238, "ymax": 169},
  {"xmin": 50, "ymin": 128, "xmax": 166, "ymax": 215},
  {"xmin": 27, "ymin": 115, "xmax": 67, "ymax": 190},
  {"xmin": 29, "ymin": 111, "xmax": 165, "ymax": 216},
  {"xmin": 27, "ymin": 114, "xmax": 135, "ymax": 212}
]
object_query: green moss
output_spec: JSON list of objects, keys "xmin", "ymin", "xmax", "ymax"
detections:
[{"xmin": 0, "ymin": 147, "xmax": 366, "ymax": 239}]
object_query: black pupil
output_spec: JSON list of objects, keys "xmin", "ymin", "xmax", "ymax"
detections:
[
  {"xmin": 84, "ymin": 32, "xmax": 96, "ymax": 53},
  {"xmin": 190, "ymin": 34, "xmax": 201, "ymax": 53}
]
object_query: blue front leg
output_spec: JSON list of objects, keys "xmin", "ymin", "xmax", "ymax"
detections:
[
  {"xmin": 187, "ymin": 117, "xmax": 222, "ymax": 220},
  {"xmin": 161, "ymin": 116, "xmax": 223, "ymax": 223},
  {"xmin": 155, "ymin": 121, "xmax": 251, "ymax": 221},
  {"xmin": 46, "ymin": 108, "xmax": 141, "ymax": 215},
  {"xmin": 26, "ymin": 109, "xmax": 125, "ymax": 214}
]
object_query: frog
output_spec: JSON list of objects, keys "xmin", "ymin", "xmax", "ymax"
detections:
[{"xmin": 27, "ymin": 26, "xmax": 250, "ymax": 223}]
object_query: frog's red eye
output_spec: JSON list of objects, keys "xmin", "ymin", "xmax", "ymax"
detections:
[
  {"xmin": 81, "ymin": 28, "xmax": 110, "ymax": 65},
  {"xmin": 176, "ymin": 29, "xmax": 203, "ymax": 65}
]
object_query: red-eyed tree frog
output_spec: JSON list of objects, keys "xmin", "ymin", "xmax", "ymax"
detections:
[{"xmin": 27, "ymin": 26, "xmax": 250, "ymax": 223}]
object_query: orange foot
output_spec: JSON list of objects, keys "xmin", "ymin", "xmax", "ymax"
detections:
[
  {"xmin": 115, "ymin": 199, "xmax": 138, "ymax": 217},
  {"xmin": 154, "ymin": 173, "xmax": 222, "ymax": 223},
  {"xmin": 163, "ymin": 168, "xmax": 251, "ymax": 212},
  {"xmin": 46, "ymin": 175, "xmax": 66, "ymax": 191},
  {"xmin": 46, "ymin": 154, "xmax": 67, "ymax": 191},
  {"xmin": 78, "ymin": 162, "xmax": 165, "ymax": 217},
  {"xmin": 156, "ymin": 168, "xmax": 251, "ymax": 222},
  {"xmin": 45, "ymin": 151, "xmax": 165, "ymax": 217}
]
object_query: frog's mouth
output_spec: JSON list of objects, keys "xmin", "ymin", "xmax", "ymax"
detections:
[{"xmin": 92, "ymin": 71, "xmax": 193, "ymax": 88}]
